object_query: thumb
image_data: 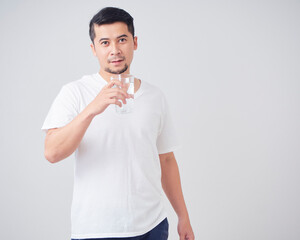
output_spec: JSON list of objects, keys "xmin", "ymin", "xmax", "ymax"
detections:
[{"xmin": 180, "ymin": 234, "xmax": 186, "ymax": 240}]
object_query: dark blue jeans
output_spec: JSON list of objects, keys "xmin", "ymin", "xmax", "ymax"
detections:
[{"xmin": 71, "ymin": 218, "xmax": 169, "ymax": 240}]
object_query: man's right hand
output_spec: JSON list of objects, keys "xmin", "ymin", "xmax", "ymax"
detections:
[
  {"xmin": 86, "ymin": 80, "xmax": 132, "ymax": 116},
  {"xmin": 44, "ymin": 80, "xmax": 132, "ymax": 163}
]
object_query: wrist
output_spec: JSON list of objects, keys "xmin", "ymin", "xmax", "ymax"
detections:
[
  {"xmin": 178, "ymin": 212, "xmax": 190, "ymax": 221},
  {"xmin": 82, "ymin": 106, "xmax": 96, "ymax": 120}
]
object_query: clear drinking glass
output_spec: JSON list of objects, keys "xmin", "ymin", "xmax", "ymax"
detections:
[{"xmin": 110, "ymin": 74, "xmax": 135, "ymax": 114}]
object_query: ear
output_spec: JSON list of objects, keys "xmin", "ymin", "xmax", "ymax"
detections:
[
  {"xmin": 133, "ymin": 36, "xmax": 138, "ymax": 50},
  {"xmin": 90, "ymin": 43, "xmax": 96, "ymax": 56}
]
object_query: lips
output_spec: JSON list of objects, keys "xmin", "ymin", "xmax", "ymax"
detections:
[
  {"xmin": 111, "ymin": 59, "xmax": 123, "ymax": 63},
  {"xmin": 110, "ymin": 59, "xmax": 124, "ymax": 66},
  {"xmin": 110, "ymin": 57, "xmax": 125, "ymax": 64}
]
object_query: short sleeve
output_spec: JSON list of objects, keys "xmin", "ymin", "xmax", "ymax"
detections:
[
  {"xmin": 156, "ymin": 93, "xmax": 182, "ymax": 154},
  {"xmin": 41, "ymin": 84, "xmax": 79, "ymax": 133}
]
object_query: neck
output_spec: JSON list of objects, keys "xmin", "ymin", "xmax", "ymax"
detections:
[{"xmin": 99, "ymin": 69, "xmax": 131, "ymax": 83}]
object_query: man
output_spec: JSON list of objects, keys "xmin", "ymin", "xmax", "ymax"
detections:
[{"xmin": 41, "ymin": 7, "xmax": 194, "ymax": 240}]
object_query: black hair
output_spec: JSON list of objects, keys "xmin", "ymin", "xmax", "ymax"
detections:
[{"xmin": 89, "ymin": 7, "xmax": 135, "ymax": 44}]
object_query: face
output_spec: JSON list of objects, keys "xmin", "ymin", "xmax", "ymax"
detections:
[{"xmin": 90, "ymin": 22, "xmax": 138, "ymax": 78}]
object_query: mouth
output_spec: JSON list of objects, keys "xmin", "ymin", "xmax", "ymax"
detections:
[
  {"xmin": 110, "ymin": 57, "xmax": 125, "ymax": 65},
  {"xmin": 111, "ymin": 59, "xmax": 123, "ymax": 64}
]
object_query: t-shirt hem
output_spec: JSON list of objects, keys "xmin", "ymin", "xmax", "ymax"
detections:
[
  {"xmin": 41, "ymin": 121, "xmax": 71, "ymax": 133},
  {"xmin": 70, "ymin": 214, "xmax": 168, "ymax": 239},
  {"xmin": 158, "ymin": 144, "xmax": 182, "ymax": 154}
]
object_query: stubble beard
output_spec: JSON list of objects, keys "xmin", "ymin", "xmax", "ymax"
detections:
[{"xmin": 104, "ymin": 64, "xmax": 129, "ymax": 75}]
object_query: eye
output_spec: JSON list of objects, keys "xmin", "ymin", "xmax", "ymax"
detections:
[
  {"xmin": 119, "ymin": 38, "xmax": 127, "ymax": 43},
  {"xmin": 101, "ymin": 41, "xmax": 109, "ymax": 46}
]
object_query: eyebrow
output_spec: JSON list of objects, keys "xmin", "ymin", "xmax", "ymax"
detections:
[{"xmin": 99, "ymin": 34, "xmax": 129, "ymax": 42}]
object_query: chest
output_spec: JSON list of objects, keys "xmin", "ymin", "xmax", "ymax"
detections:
[{"xmin": 80, "ymin": 92, "xmax": 162, "ymax": 148}]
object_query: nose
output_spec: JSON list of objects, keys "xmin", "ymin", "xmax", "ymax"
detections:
[{"xmin": 110, "ymin": 42, "xmax": 121, "ymax": 56}]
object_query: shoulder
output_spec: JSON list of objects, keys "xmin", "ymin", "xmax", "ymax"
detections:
[
  {"xmin": 61, "ymin": 73, "xmax": 98, "ymax": 93},
  {"xmin": 141, "ymin": 80, "xmax": 166, "ymax": 99},
  {"xmin": 63, "ymin": 74, "xmax": 93, "ymax": 87}
]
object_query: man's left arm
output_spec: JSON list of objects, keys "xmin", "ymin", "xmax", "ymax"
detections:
[{"xmin": 159, "ymin": 152, "xmax": 195, "ymax": 240}]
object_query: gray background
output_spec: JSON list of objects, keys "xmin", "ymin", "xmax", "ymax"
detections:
[{"xmin": 0, "ymin": 0, "xmax": 299, "ymax": 239}]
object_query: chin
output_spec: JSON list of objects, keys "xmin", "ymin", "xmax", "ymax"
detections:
[{"xmin": 105, "ymin": 64, "xmax": 128, "ymax": 75}]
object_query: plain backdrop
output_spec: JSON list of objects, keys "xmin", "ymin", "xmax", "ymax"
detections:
[{"xmin": 0, "ymin": 0, "xmax": 299, "ymax": 239}]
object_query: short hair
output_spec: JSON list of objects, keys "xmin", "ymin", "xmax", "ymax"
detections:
[{"xmin": 89, "ymin": 7, "xmax": 135, "ymax": 44}]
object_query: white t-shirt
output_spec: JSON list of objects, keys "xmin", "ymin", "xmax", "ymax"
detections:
[{"xmin": 41, "ymin": 73, "xmax": 181, "ymax": 239}]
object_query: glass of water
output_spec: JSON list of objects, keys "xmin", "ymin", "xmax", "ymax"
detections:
[{"xmin": 110, "ymin": 74, "xmax": 135, "ymax": 114}]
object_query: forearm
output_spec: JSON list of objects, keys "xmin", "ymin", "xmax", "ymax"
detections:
[
  {"xmin": 161, "ymin": 157, "xmax": 190, "ymax": 220},
  {"xmin": 44, "ymin": 105, "xmax": 95, "ymax": 163}
]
